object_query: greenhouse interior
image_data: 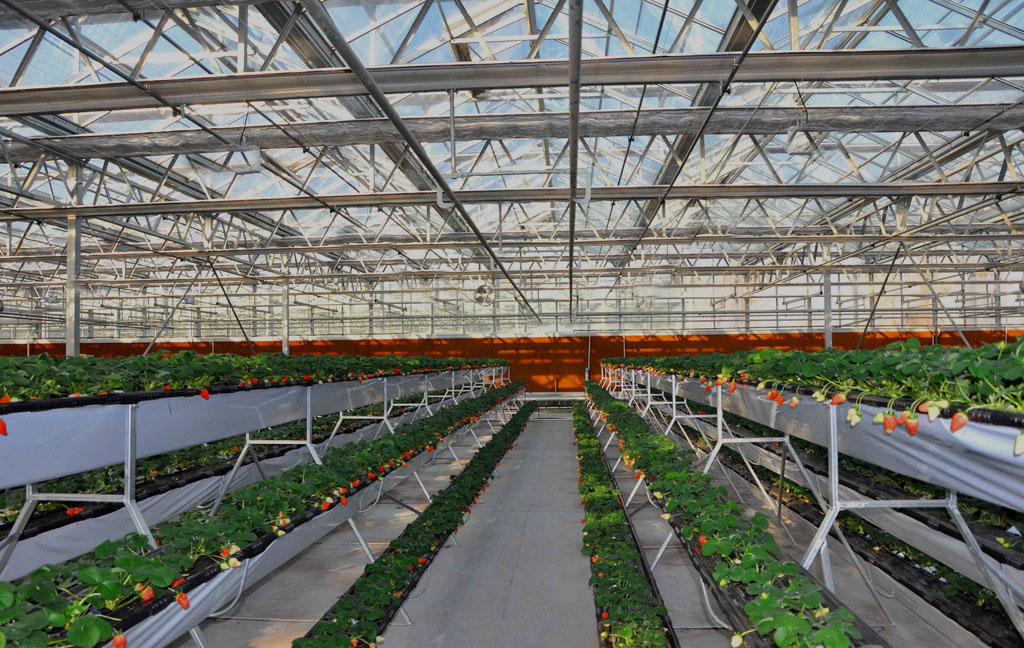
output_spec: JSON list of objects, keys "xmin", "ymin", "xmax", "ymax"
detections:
[{"xmin": 0, "ymin": 0, "xmax": 1022, "ymax": 647}]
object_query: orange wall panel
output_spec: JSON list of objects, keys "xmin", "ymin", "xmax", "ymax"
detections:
[{"xmin": 2, "ymin": 330, "xmax": 1020, "ymax": 392}]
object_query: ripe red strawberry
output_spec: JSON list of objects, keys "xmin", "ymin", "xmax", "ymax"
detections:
[
  {"xmin": 698, "ymin": 535, "xmax": 708, "ymax": 547},
  {"xmin": 367, "ymin": 472, "xmax": 376, "ymax": 480},
  {"xmin": 163, "ymin": 385, "xmax": 171, "ymax": 391},
  {"xmin": 200, "ymin": 389, "xmax": 210, "ymax": 400},
  {"xmin": 582, "ymin": 518, "xmax": 587, "ymax": 524},
  {"xmin": 66, "ymin": 508, "xmax": 76, "ymax": 516},
  {"xmin": 882, "ymin": 413, "xmax": 897, "ymax": 434},
  {"xmin": 700, "ymin": 377, "xmax": 707, "ymax": 384},
  {"xmin": 395, "ymin": 592, "xmax": 402, "ymax": 599},
  {"xmin": 74, "ymin": 507, "xmax": 83, "ymax": 514},
  {"xmin": 419, "ymin": 557, "xmax": 427, "ymax": 564},
  {"xmin": 830, "ymin": 393, "xmax": 846, "ymax": 406},
  {"xmin": 767, "ymin": 390, "xmax": 778, "ymax": 400},
  {"xmin": 351, "ymin": 641, "xmax": 359, "ymax": 648},
  {"xmin": 728, "ymin": 382, "xmax": 737, "ymax": 394},
  {"xmin": 304, "ymin": 375, "xmax": 312, "ymax": 381},
  {"xmin": 0, "ymin": 394, "xmax": 9, "ymax": 404},
  {"xmin": 0, "ymin": 419, "xmax": 6, "ymax": 436},
  {"xmin": 340, "ymin": 497, "xmax": 348, "ymax": 506},
  {"xmin": 775, "ymin": 394, "xmax": 785, "ymax": 406},
  {"xmin": 352, "ymin": 480, "xmax": 360, "ymax": 488},
  {"xmin": 176, "ymin": 591, "xmax": 189, "ymax": 609},
  {"xmin": 321, "ymin": 502, "xmax": 331, "ymax": 511},
  {"xmin": 172, "ymin": 577, "xmax": 186, "ymax": 588},
  {"xmin": 951, "ymin": 411, "xmax": 968, "ymax": 432},
  {"xmin": 897, "ymin": 411, "xmax": 908, "ymax": 426},
  {"xmin": 704, "ymin": 384, "xmax": 712, "ymax": 392},
  {"xmin": 918, "ymin": 401, "xmax": 930, "ymax": 413},
  {"xmin": 906, "ymin": 415, "xmax": 919, "ymax": 436},
  {"xmin": 113, "ymin": 635, "xmax": 127, "ymax": 648},
  {"xmin": 601, "ymin": 611, "xmax": 609, "ymax": 620},
  {"xmin": 250, "ymin": 378, "xmax": 258, "ymax": 385},
  {"xmin": 220, "ymin": 547, "xmax": 230, "ymax": 557},
  {"xmin": 140, "ymin": 586, "xmax": 154, "ymax": 601}
]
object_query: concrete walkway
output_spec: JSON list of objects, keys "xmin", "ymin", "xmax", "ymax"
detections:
[
  {"xmin": 383, "ymin": 411, "xmax": 599, "ymax": 648},
  {"xmin": 167, "ymin": 412, "xmax": 507, "ymax": 648}
]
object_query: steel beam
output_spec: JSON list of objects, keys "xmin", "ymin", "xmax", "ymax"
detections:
[
  {"xmin": 2, "ymin": 181, "xmax": 1018, "ymax": 220},
  {"xmin": 7, "ymin": 104, "xmax": 1023, "ymax": 162},
  {"xmin": 0, "ymin": 47, "xmax": 1021, "ymax": 116}
]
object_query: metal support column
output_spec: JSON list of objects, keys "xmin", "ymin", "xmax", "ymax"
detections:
[
  {"xmin": 65, "ymin": 170, "xmax": 81, "ymax": 357},
  {"xmin": 282, "ymin": 280, "xmax": 291, "ymax": 355}
]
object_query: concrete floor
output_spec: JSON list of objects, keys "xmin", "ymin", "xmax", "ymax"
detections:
[
  {"xmin": 382, "ymin": 411, "xmax": 598, "ymax": 648},
  {"xmin": 167, "ymin": 418, "xmax": 507, "ymax": 648}
]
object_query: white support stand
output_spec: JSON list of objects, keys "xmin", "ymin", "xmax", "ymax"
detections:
[
  {"xmin": 0, "ymin": 404, "xmax": 157, "ymax": 577},
  {"xmin": 209, "ymin": 386, "xmax": 326, "ymax": 517},
  {"xmin": 800, "ymin": 404, "xmax": 1024, "ymax": 636}
]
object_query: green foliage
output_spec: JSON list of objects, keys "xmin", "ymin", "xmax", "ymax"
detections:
[
  {"xmin": 573, "ymin": 403, "xmax": 670, "ymax": 648},
  {"xmin": 605, "ymin": 338, "xmax": 1024, "ymax": 413},
  {"xmin": 586, "ymin": 383, "xmax": 862, "ymax": 648},
  {"xmin": 295, "ymin": 402, "xmax": 537, "ymax": 647},
  {"xmin": 0, "ymin": 352, "xmax": 506, "ymax": 402},
  {"xmin": 0, "ymin": 382, "xmax": 524, "ymax": 648}
]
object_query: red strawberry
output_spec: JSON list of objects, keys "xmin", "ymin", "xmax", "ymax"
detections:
[
  {"xmin": 830, "ymin": 393, "xmax": 846, "ymax": 406},
  {"xmin": 767, "ymin": 390, "xmax": 778, "ymax": 400},
  {"xmin": 419, "ymin": 557, "xmax": 427, "ymax": 564},
  {"xmin": 321, "ymin": 502, "xmax": 330, "ymax": 511},
  {"xmin": 700, "ymin": 377, "xmax": 707, "ymax": 384},
  {"xmin": 918, "ymin": 401, "xmax": 930, "ymax": 413},
  {"xmin": 163, "ymin": 385, "xmax": 171, "ymax": 391},
  {"xmin": 897, "ymin": 411, "xmax": 908, "ymax": 426},
  {"xmin": 704, "ymin": 384, "xmax": 712, "ymax": 392},
  {"xmin": 172, "ymin": 577, "xmax": 186, "ymax": 588},
  {"xmin": 66, "ymin": 508, "xmax": 76, "ymax": 516},
  {"xmin": 906, "ymin": 415, "xmax": 919, "ymax": 436},
  {"xmin": 0, "ymin": 419, "xmax": 6, "ymax": 436},
  {"xmin": 340, "ymin": 497, "xmax": 348, "ymax": 506},
  {"xmin": 351, "ymin": 641, "xmax": 359, "ymax": 648},
  {"xmin": 882, "ymin": 414, "xmax": 897, "ymax": 434},
  {"xmin": 304, "ymin": 375, "xmax": 312, "ymax": 381},
  {"xmin": 395, "ymin": 592, "xmax": 402, "ymax": 599},
  {"xmin": 250, "ymin": 378, "xmax": 258, "ymax": 385},
  {"xmin": 367, "ymin": 472, "xmax": 376, "ymax": 480},
  {"xmin": 698, "ymin": 535, "xmax": 708, "ymax": 547},
  {"xmin": 728, "ymin": 382, "xmax": 737, "ymax": 394},
  {"xmin": 601, "ymin": 611, "xmax": 609, "ymax": 620},
  {"xmin": 113, "ymin": 635, "xmax": 127, "ymax": 648},
  {"xmin": 0, "ymin": 394, "xmax": 9, "ymax": 404},
  {"xmin": 200, "ymin": 389, "xmax": 210, "ymax": 400},
  {"xmin": 220, "ymin": 547, "xmax": 230, "ymax": 557},
  {"xmin": 775, "ymin": 394, "xmax": 785, "ymax": 406},
  {"xmin": 176, "ymin": 591, "xmax": 189, "ymax": 609},
  {"xmin": 951, "ymin": 411, "xmax": 968, "ymax": 432},
  {"xmin": 140, "ymin": 586, "xmax": 154, "ymax": 601}
]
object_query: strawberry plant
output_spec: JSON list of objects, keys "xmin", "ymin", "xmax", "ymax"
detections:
[
  {"xmin": 293, "ymin": 402, "xmax": 537, "ymax": 648},
  {"xmin": 0, "ymin": 352, "xmax": 505, "ymax": 404},
  {"xmin": 605, "ymin": 338, "xmax": 1024, "ymax": 420},
  {"xmin": 0, "ymin": 382, "xmax": 524, "ymax": 648},
  {"xmin": 574, "ymin": 402, "xmax": 670, "ymax": 647},
  {"xmin": 585, "ymin": 382, "xmax": 867, "ymax": 648}
]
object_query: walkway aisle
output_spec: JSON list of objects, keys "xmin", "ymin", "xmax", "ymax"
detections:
[
  {"xmin": 166, "ymin": 411, "xmax": 504, "ymax": 648},
  {"xmin": 383, "ymin": 411, "xmax": 599, "ymax": 648}
]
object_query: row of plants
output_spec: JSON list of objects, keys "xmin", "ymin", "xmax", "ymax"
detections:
[
  {"xmin": 0, "ymin": 401, "xmax": 390, "ymax": 527},
  {"xmin": 0, "ymin": 351, "xmax": 505, "ymax": 404},
  {"xmin": 585, "ymin": 382, "xmax": 872, "ymax": 648},
  {"xmin": 605, "ymin": 338, "xmax": 1024, "ymax": 420},
  {"xmin": 0, "ymin": 381, "xmax": 524, "ymax": 648},
  {"xmin": 573, "ymin": 402, "xmax": 671, "ymax": 648},
  {"xmin": 293, "ymin": 401, "xmax": 537, "ymax": 648}
]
